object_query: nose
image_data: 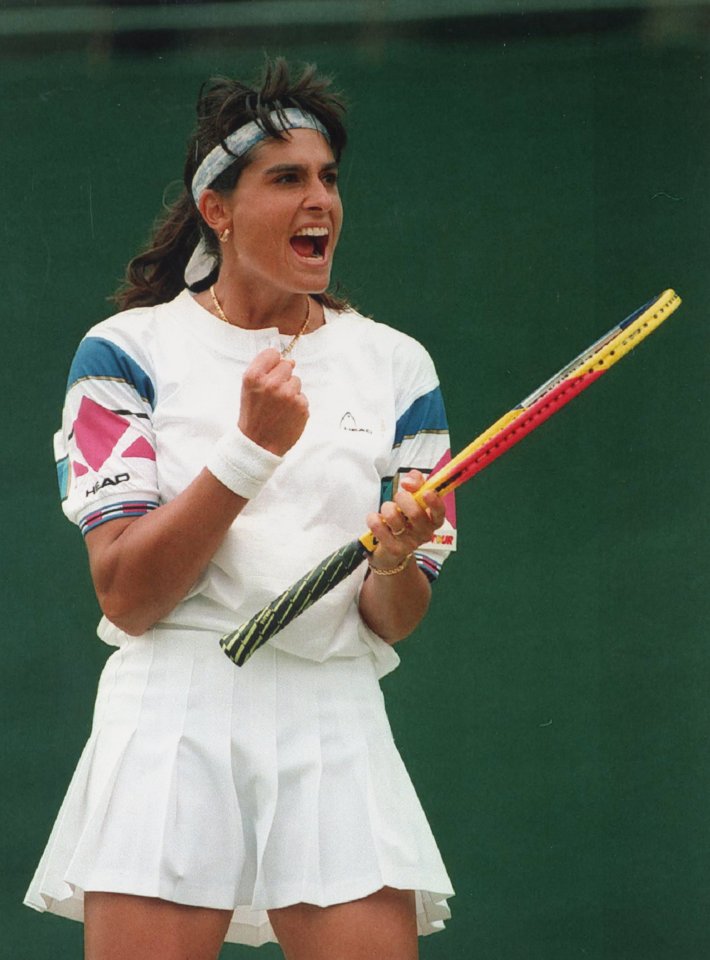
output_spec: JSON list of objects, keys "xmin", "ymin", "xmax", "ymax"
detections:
[{"xmin": 304, "ymin": 175, "xmax": 333, "ymax": 211}]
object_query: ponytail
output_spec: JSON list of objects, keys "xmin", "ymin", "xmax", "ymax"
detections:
[{"xmin": 112, "ymin": 190, "xmax": 206, "ymax": 310}]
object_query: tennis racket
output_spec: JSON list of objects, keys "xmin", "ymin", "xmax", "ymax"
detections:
[{"xmin": 221, "ymin": 288, "xmax": 682, "ymax": 666}]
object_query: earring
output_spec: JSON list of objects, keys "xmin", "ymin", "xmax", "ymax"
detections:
[{"xmin": 219, "ymin": 228, "xmax": 231, "ymax": 243}]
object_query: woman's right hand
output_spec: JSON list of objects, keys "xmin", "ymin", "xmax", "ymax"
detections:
[{"xmin": 237, "ymin": 348, "xmax": 310, "ymax": 456}]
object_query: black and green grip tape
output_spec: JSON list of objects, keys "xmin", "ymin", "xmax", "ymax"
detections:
[{"xmin": 220, "ymin": 539, "xmax": 370, "ymax": 666}]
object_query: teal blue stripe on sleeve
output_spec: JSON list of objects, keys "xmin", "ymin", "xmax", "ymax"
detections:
[
  {"xmin": 379, "ymin": 476, "xmax": 394, "ymax": 505},
  {"xmin": 393, "ymin": 386, "xmax": 447, "ymax": 447},
  {"xmin": 56, "ymin": 455, "xmax": 69, "ymax": 500},
  {"xmin": 67, "ymin": 337, "xmax": 155, "ymax": 409}
]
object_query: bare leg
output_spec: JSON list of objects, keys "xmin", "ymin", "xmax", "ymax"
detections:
[
  {"xmin": 84, "ymin": 892, "xmax": 233, "ymax": 960},
  {"xmin": 268, "ymin": 886, "xmax": 418, "ymax": 960}
]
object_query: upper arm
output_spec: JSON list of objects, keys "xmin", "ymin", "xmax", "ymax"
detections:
[{"xmin": 56, "ymin": 333, "xmax": 160, "ymax": 539}]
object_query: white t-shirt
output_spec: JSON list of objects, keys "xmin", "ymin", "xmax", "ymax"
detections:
[{"xmin": 55, "ymin": 290, "xmax": 457, "ymax": 676}]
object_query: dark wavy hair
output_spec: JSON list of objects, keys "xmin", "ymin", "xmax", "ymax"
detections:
[{"xmin": 113, "ymin": 58, "xmax": 348, "ymax": 311}]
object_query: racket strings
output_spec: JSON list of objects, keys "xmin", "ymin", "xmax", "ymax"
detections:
[
  {"xmin": 434, "ymin": 370, "xmax": 596, "ymax": 495},
  {"xmin": 431, "ymin": 298, "xmax": 677, "ymax": 499}
]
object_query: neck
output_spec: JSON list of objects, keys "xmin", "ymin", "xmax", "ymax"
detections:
[{"xmin": 208, "ymin": 278, "xmax": 314, "ymax": 335}]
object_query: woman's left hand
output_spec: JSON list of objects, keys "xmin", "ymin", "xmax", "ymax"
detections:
[{"xmin": 366, "ymin": 470, "xmax": 445, "ymax": 572}]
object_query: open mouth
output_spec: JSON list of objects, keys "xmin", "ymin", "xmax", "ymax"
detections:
[{"xmin": 290, "ymin": 226, "xmax": 329, "ymax": 261}]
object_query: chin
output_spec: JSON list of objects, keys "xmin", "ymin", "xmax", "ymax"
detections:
[{"xmin": 296, "ymin": 269, "xmax": 332, "ymax": 295}]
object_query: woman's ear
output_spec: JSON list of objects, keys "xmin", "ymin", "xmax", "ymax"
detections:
[{"xmin": 197, "ymin": 189, "xmax": 231, "ymax": 237}]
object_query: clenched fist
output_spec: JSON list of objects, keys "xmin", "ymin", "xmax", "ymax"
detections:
[{"xmin": 238, "ymin": 348, "xmax": 309, "ymax": 456}]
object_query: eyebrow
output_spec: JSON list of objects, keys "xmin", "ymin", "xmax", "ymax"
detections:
[{"xmin": 263, "ymin": 161, "xmax": 339, "ymax": 175}]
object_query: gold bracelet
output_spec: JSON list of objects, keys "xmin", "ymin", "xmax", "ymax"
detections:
[{"xmin": 367, "ymin": 553, "xmax": 413, "ymax": 577}]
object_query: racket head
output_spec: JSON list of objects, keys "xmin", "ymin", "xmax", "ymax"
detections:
[{"xmin": 418, "ymin": 288, "xmax": 681, "ymax": 502}]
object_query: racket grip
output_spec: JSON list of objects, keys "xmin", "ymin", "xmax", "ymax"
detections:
[
  {"xmin": 220, "ymin": 539, "xmax": 369, "ymax": 666},
  {"xmin": 358, "ymin": 483, "xmax": 435, "ymax": 554}
]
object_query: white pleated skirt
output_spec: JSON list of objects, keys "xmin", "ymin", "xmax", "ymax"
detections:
[{"xmin": 24, "ymin": 626, "xmax": 453, "ymax": 946}]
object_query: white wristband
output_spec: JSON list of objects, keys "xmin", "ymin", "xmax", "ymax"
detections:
[{"xmin": 206, "ymin": 428, "xmax": 282, "ymax": 500}]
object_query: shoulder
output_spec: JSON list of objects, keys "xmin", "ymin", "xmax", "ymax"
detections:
[
  {"xmin": 66, "ymin": 293, "xmax": 188, "ymax": 406},
  {"xmin": 328, "ymin": 305, "xmax": 437, "ymax": 374},
  {"xmin": 332, "ymin": 307, "xmax": 440, "ymax": 412},
  {"xmin": 80, "ymin": 292, "xmax": 187, "ymax": 358}
]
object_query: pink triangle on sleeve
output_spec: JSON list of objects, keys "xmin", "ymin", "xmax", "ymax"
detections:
[
  {"xmin": 73, "ymin": 397, "xmax": 131, "ymax": 471},
  {"xmin": 121, "ymin": 436, "xmax": 157, "ymax": 461}
]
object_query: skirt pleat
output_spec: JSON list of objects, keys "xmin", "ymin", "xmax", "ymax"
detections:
[{"xmin": 24, "ymin": 626, "xmax": 453, "ymax": 944}]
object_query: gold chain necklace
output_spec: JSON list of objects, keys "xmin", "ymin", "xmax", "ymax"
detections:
[{"xmin": 209, "ymin": 285, "xmax": 311, "ymax": 357}]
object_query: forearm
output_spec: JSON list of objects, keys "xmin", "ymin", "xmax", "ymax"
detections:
[
  {"xmin": 87, "ymin": 469, "xmax": 247, "ymax": 636},
  {"xmin": 358, "ymin": 557, "xmax": 432, "ymax": 643}
]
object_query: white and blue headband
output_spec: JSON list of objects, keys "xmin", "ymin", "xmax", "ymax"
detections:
[{"xmin": 191, "ymin": 106, "xmax": 331, "ymax": 204}]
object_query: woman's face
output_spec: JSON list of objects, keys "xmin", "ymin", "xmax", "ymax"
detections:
[{"xmin": 221, "ymin": 127, "xmax": 343, "ymax": 297}]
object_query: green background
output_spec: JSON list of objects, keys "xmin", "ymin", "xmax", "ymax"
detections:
[{"xmin": 2, "ymin": 6, "xmax": 709, "ymax": 958}]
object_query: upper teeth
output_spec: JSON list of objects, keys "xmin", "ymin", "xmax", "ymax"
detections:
[{"xmin": 294, "ymin": 227, "xmax": 329, "ymax": 237}]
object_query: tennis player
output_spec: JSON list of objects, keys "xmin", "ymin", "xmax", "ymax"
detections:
[{"xmin": 24, "ymin": 58, "xmax": 457, "ymax": 960}]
